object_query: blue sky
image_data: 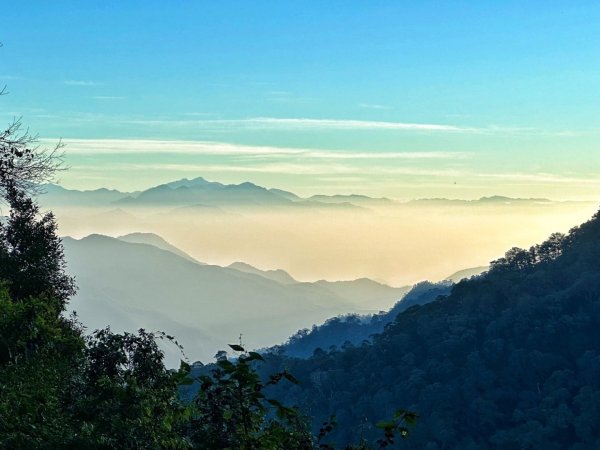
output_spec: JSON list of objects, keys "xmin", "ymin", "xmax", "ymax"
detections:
[{"xmin": 2, "ymin": 1, "xmax": 600, "ymax": 198}]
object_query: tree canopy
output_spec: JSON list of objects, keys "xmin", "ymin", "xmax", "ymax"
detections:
[{"xmin": 257, "ymin": 212, "xmax": 600, "ymax": 448}]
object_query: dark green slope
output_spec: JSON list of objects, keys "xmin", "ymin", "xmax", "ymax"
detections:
[
  {"xmin": 275, "ymin": 281, "xmax": 451, "ymax": 358},
  {"xmin": 262, "ymin": 210, "xmax": 600, "ymax": 449}
]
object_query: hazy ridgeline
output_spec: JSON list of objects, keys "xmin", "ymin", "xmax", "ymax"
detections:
[
  {"xmin": 33, "ymin": 180, "xmax": 598, "ymax": 364},
  {"xmin": 40, "ymin": 182, "xmax": 596, "ymax": 287},
  {"xmin": 61, "ymin": 233, "xmax": 410, "ymax": 364}
]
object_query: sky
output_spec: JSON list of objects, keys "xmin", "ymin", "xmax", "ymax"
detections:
[{"xmin": 2, "ymin": 1, "xmax": 600, "ymax": 199}]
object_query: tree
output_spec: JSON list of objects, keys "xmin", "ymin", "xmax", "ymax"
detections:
[
  {"xmin": 0, "ymin": 186, "xmax": 75, "ymax": 306},
  {"xmin": 0, "ymin": 83, "xmax": 74, "ymax": 306},
  {"xmin": 187, "ymin": 344, "xmax": 314, "ymax": 449},
  {"xmin": 66, "ymin": 328, "xmax": 190, "ymax": 449},
  {"xmin": 0, "ymin": 77, "xmax": 83, "ymax": 449},
  {"xmin": 0, "ymin": 115, "xmax": 66, "ymax": 197},
  {"xmin": 0, "ymin": 287, "xmax": 84, "ymax": 449}
]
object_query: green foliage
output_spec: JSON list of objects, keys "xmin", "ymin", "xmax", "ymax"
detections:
[
  {"xmin": 375, "ymin": 410, "xmax": 419, "ymax": 448},
  {"xmin": 259, "ymin": 212, "xmax": 600, "ymax": 448},
  {"xmin": 0, "ymin": 287, "xmax": 83, "ymax": 449},
  {"xmin": 186, "ymin": 344, "xmax": 315, "ymax": 449},
  {"xmin": 0, "ymin": 186, "xmax": 75, "ymax": 306},
  {"xmin": 0, "ymin": 153, "xmax": 83, "ymax": 447},
  {"xmin": 490, "ymin": 232, "xmax": 567, "ymax": 273},
  {"xmin": 281, "ymin": 282, "xmax": 451, "ymax": 359},
  {"xmin": 0, "ymin": 287, "xmax": 80, "ymax": 367},
  {"xmin": 0, "ymin": 351, "xmax": 75, "ymax": 449},
  {"xmin": 66, "ymin": 328, "xmax": 190, "ymax": 449}
]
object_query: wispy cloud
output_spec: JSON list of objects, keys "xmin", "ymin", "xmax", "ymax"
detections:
[
  {"xmin": 475, "ymin": 172, "xmax": 600, "ymax": 185},
  {"xmin": 31, "ymin": 112, "xmax": 581, "ymax": 137},
  {"xmin": 0, "ymin": 75, "xmax": 22, "ymax": 81},
  {"xmin": 241, "ymin": 118, "xmax": 469, "ymax": 132},
  {"xmin": 358, "ymin": 103, "xmax": 393, "ymax": 110},
  {"xmin": 73, "ymin": 161, "xmax": 466, "ymax": 177},
  {"xmin": 55, "ymin": 138, "xmax": 470, "ymax": 161},
  {"xmin": 122, "ymin": 117, "xmax": 475, "ymax": 133},
  {"xmin": 67, "ymin": 147, "xmax": 600, "ymax": 188},
  {"xmin": 64, "ymin": 80, "xmax": 98, "ymax": 87}
]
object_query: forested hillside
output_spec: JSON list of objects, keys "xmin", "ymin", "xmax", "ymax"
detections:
[
  {"xmin": 277, "ymin": 281, "xmax": 452, "ymax": 358},
  {"xmin": 260, "ymin": 214, "xmax": 600, "ymax": 449}
]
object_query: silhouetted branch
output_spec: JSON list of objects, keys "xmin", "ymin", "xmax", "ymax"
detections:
[{"xmin": 0, "ymin": 118, "xmax": 66, "ymax": 196}]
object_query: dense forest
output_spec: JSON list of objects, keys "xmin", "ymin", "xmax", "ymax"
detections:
[
  {"xmin": 276, "ymin": 281, "xmax": 451, "ymax": 358},
  {"xmin": 258, "ymin": 219, "xmax": 600, "ymax": 449}
]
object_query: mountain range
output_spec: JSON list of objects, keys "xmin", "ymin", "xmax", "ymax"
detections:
[
  {"xmin": 41, "ymin": 178, "xmax": 367, "ymax": 209},
  {"xmin": 63, "ymin": 232, "xmax": 412, "ymax": 363},
  {"xmin": 39, "ymin": 177, "xmax": 588, "ymax": 211},
  {"xmin": 63, "ymin": 230, "xmax": 488, "ymax": 364}
]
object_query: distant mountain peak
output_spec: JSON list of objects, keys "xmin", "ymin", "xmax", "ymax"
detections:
[
  {"xmin": 115, "ymin": 176, "xmax": 293, "ymax": 207},
  {"xmin": 444, "ymin": 266, "xmax": 489, "ymax": 282},
  {"xmin": 307, "ymin": 194, "xmax": 393, "ymax": 206},
  {"xmin": 117, "ymin": 232, "xmax": 202, "ymax": 264},
  {"xmin": 228, "ymin": 261, "xmax": 297, "ymax": 285},
  {"xmin": 227, "ymin": 181, "xmax": 267, "ymax": 192},
  {"xmin": 165, "ymin": 176, "xmax": 214, "ymax": 189},
  {"xmin": 268, "ymin": 188, "xmax": 300, "ymax": 201},
  {"xmin": 77, "ymin": 233, "xmax": 115, "ymax": 243},
  {"xmin": 237, "ymin": 181, "xmax": 259, "ymax": 188}
]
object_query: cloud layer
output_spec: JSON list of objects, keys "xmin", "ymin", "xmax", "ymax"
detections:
[{"xmin": 55, "ymin": 138, "xmax": 470, "ymax": 160}]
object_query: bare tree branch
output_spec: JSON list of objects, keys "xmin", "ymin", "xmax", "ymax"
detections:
[
  {"xmin": 1, "ymin": 43, "xmax": 65, "ymax": 198},
  {"xmin": 0, "ymin": 118, "xmax": 66, "ymax": 196}
]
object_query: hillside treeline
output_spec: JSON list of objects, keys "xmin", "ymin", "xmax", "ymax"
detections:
[{"xmin": 259, "ymin": 213, "xmax": 600, "ymax": 449}]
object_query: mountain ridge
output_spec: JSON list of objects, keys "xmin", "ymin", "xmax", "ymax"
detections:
[
  {"xmin": 62, "ymin": 233, "xmax": 409, "ymax": 363},
  {"xmin": 36, "ymin": 178, "xmax": 590, "ymax": 210},
  {"xmin": 260, "ymin": 207, "xmax": 600, "ymax": 448}
]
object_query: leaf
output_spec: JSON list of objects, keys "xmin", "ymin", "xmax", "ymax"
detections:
[
  {"xmin": 217, "ymin": 359, "xmax": 235, "ymax": 372},
  {"xmin": 393, "ymin": 409, "xmax": 407, "ymax": 419},
  {"xmin": 283, "ymin": 372, "xmax": 300, "ymax": 384},
  {"xmin": 404, "ymin": 413, "xmax": 419, "ymax": 425},
  {"xmin": 247, "ymin": 351, "xmax": 265, "ymax": 361},
  {"xmin": 179, "ymin": 360, "xmax": 191, "ymax": 372},
  {"xmin": 395, "ymin": 409, "xmax": 419, "ymax": 424},
  {"xmin": 376, "ymin": 421, "xmax": 395, "ymax": 429}
]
